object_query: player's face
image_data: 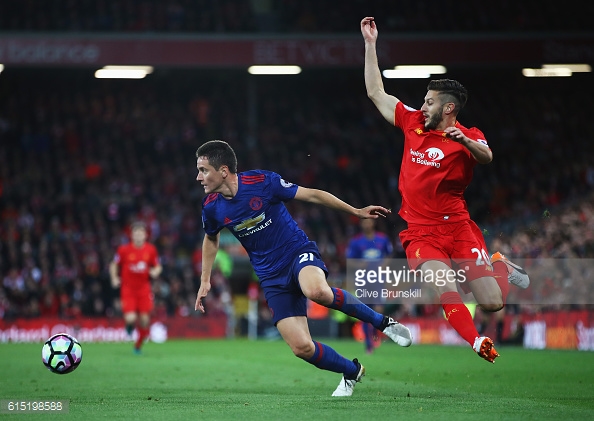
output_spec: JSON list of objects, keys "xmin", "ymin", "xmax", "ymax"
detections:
[
  {"xmin": 421, "ymin": 90, "xmax": 446, "ymax": 130},
  {"xmin": 196, "ymin": 157, "xmax": 224, "ymax": 194},
  {"xmin": 131, "ymin": 227, "xmax": 147, "ymax": 246},
  {"xmin": 361, "ymin": 218, "xmax": 375, "ymax": 234}
]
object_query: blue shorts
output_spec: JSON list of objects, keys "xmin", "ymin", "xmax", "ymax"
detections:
[{"xmin": 260, "ymin": 242, "xmax": 328, "ymax": 325}]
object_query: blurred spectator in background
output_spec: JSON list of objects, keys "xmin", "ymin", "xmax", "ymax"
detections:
[{"xmin": 346, "ymin": 218, "xmax": 393, "ymax": 354}]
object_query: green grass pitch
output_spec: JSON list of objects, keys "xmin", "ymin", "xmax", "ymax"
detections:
[{"xmin": 2, "ymin": 338, "xmax": 594, "ymax": 420}]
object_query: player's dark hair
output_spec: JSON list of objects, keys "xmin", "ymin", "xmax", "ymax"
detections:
[
  {"xmin": 196, "ymin": 140, "xmax": 238, "ymax": 173},
  {"xmin": 130, "ymin": 221, "xmax": 147, "ymax": 231},
  {"xmin": 427, "ymin": 79, "xmax": 468, "ymax": 113}
]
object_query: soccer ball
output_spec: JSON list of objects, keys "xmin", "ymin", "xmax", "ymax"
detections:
[{"xmin": 41, "ymin": 333, "xmax": 83, "ymax": 374}]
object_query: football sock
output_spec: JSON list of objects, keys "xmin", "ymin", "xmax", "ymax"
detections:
[
  {"xmin": 496, "ymin": 320, "xmax": 504, "ymax": 344},
  {"xmin": 305, "ymin": 341, "xmax": 359, "ymax": 377},
  {"xmin": 135, "ymin": 327, "xmax": 149, "ymax": 350},
  {"xmin": 440, "ymin": 291, "xmax": 479, "ymax": 346},
  {"xmin": 125, "ymin": 324, "xmax": 134, "ymax": 336},
  {"xmin": 492, "ymin": 261, "xmax": 511, "ymax": 305},
  {"xmin": 363, "ymin": 322, "xmax": 374, "ymax": 352},
  {"xmin": 478, "ymin": 320, "xmax": 487, "ymax": 335},
  {"xmin": 328, "ymin": 287, "xmax": 384, "ymax": 329}
]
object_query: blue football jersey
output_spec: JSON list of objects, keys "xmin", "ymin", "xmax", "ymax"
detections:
[
  {"xmin": 201, "ymin": 170, "xmax": 309, "ymax": 281},
  {"xmin": 346, "ymin": 232, "xmax": 393, "ymax": 260}
]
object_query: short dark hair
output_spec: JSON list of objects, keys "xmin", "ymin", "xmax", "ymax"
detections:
[
  {"xmin": 427, "ymin": 79, "xmax": 468, "ymax": 112},
  {"xmin": 130, "ymin": 221, "xmax": 147, "ymax": 231},
  {"xmin": 196, "ymin": 140, "xmax": 238, "ymax": 173}
]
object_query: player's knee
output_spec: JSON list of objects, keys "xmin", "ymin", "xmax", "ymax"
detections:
[
  {"xmin": 124, "ymin": 314, "xmax": 137, "ymax": 324},
  {"xmin": 291, "ymin": 340, "xmax": 315, "ymax": 360},
  {"xmin": 303, "ymin": 286, "xmax": 332, "ymax": 306},
  {"xmin": 480, "ymin": 302, "xmax": 504, "ymax": 313}
]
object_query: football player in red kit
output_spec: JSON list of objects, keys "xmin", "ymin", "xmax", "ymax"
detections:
[
  {"xmin": 361, "ymin": 16, "xmax": 530, "ymax": 363},
  {"xmin": 110, "ymin": 222, "xmax": 162, "ymax": 354}
]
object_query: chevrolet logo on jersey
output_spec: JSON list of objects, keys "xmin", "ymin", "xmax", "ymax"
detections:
[{"xmin": 233, "ymin": 212, "xmax": 266, "ymax": 231}]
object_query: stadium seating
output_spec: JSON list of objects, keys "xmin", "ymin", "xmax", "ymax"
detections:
[{"xmin": 1, "ymin": 1, "xmax": 593, "ymax": 322}]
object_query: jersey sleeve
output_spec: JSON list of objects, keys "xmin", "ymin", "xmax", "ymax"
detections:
[
  {"xmin": 394, "ymin": 101, "xmax": 419, "ymax": 131},
  {"xmin": 202, "ymin": 208, "xmax": 222, "ymax": 236},
  {"xmin": 467, "ymin": 127, "xmax": 490, "ymax": 149},
  {"xmin": 346, "ymin": 240, "xmax": 359, "ymax": 259},
  {"xmin": 149, "ymin": 245, "xmax": 160, "ymax": 267},
  {"xmin": 113, "ymin": 246, "xmax": 123, "ymax": 265},
  {"xmin": 385, "ymin": 239, "xmax": 394, "ymax": 256},
  {"xmin": 268, "ymin": 171, "xmax": 298, "ymax": 202}
]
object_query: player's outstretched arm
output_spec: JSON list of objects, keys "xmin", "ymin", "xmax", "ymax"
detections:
[
  {"xmin": 195, "ymin": 233, "xmax": 220, "ymax": 313},
  {"xmin": 294, "ymin": 186, "xmax": 390, "ymax": 219},
  {"xmin": 361, "ymin": 16, "xmax": 399, "ymax": 125},
  {"xmin": 108, "ymin": 261, "xmax": 120, "ymax": 288}
]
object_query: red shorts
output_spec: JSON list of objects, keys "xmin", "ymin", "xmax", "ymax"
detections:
[
  {"xmin": 121, "ymin": 287, "xmax": 154, "ymax": 314},
  {"xmin": 399, "ymin": 220, "xmax": 494, "ymax": 290}
]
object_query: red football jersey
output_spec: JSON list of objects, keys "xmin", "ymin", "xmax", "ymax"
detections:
[
  {"xmin": 394, "ymin": 101, "xmax": 489, "ymax": 225},
  {"xmin": 113, "ymin": 243, "xmax": 159, "ymax": 289}
]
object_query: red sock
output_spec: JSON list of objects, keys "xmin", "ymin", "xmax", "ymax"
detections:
[
  {"xmin": 492, "ymin": 262, "xmax": 510, "ymax": 305},
  {"xmin": 135, "ymin": 327, "xmax": 149, "ymax": 350},
  {"xmin": 440, "ymin": 291, "xmax": 479, "ymax": 346}
]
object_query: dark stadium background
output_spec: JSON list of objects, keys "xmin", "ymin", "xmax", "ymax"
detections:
[{"xmin": 0, "ymin": 0, "xmax": 592, "ymax": 349}]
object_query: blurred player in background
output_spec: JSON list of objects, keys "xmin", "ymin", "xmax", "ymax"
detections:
[
  {"xmin": 109, "ymin": 222, "xmax": 162, "ymax": 354},
  {"xmin": 194, "ymin": 140, "xmax": 412, "ymax": 397},
  {"xmin": 361, "ymin": 16, "xmax": 529, "ymax": 363},
  {"xmin": 346, "ymin": 218, "xmax": 393, "ymax": 354}
]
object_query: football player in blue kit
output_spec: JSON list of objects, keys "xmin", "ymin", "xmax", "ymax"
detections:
[
  {"xmin": 346, "ymin": 218, "xmax": 394, "ymax": 354},
  {"xmin": 194, "ymin": 140, "xmax": 412, "ymax": 397}
]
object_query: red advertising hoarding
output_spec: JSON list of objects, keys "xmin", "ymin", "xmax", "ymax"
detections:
[
  {"xmin": 0, "ymin": 34, "xmax": 592, "ymax": 67},
  {"xmin": 0, "ymin": 315, "xmax": 227, "ymax": 343}
]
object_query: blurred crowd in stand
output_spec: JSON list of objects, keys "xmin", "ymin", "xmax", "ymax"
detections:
[
  {"xmin": 0, "ymin": 0, "xmax": 593, "ymax": 324},
  {"xmin": 0, "ymin": 0, "xmax": 589, "ymax": 33},
  {"xmin": 1, "ymin": 68, "xmax": 592, "ymax": 323}
]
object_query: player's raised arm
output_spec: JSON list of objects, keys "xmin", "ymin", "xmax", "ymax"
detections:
[
  {"xmin": 361, "ymin": 17, "xmax": 399, "ymax": 125},
  {"xmin": 195, "ymin": 232, "xmax": 220, "ymax": 313},
  {"xmin": 294, "ymin": 186, "xmax": 391, "ymax": 219}
]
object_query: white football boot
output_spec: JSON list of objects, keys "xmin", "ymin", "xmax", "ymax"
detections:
[
  {"xmin": 381, "ymin": 317, "xmax": 413, "ymax": 347},
  {"xmin": 332, "ymin": 359, "xmax": 365, "ymax": 397}
]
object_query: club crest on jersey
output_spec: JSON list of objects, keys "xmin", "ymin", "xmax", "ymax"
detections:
[
  {"xmin": 233, "ymin": 212, "xmax": 266, "ymax": 231},
  {"xmin": 410, "ymin": 147, "xmax": 444, "ymax": 168},
  {"xmin": 425, "ymin": 147, "xmax": 444, "ymax": 161},
  {"xmin": 249, "ymin": 197, "xmax": 263, "ymax": 210},
  {"xmin": 129, "ymin": 261, "xmax": 147, "ymax": 273}
]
